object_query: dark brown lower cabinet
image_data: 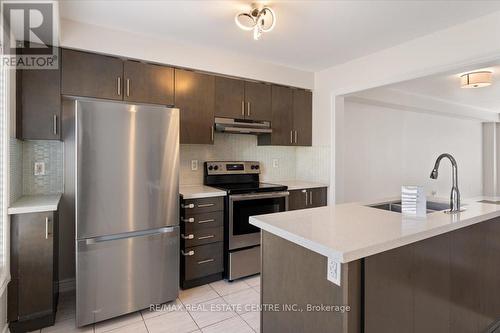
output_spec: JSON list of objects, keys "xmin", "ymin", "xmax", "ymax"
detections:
[
  {"xmin": 288, "ymin": 187, "xmax": 327, "ymax": 211},
  {"xmin": 180, "ymin": 196, "xmax": 224, "ymax": 289},
  {"xmin": 9, "ymin": 210, "xmax": 59, "ymax": 333}
]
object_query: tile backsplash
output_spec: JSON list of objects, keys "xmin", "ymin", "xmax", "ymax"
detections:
[
  {"xmin": 181, "ymin": 133, "xmax": 331, "ymax": 186},
  {"xmin": 9, "ymin": 138, "xmax": 64, "ymax": 202}
]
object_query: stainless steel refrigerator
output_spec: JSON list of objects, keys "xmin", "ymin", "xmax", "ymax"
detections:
[{"xmin": 63, "ymin": 99, "xmax": 179, "ymax": 327}]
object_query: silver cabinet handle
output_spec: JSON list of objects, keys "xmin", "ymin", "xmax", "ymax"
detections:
[
  {"xmin": 182, "ymin": 217, "xmax": 195, "ymax": 223},
  {"xmin": 182, "ymin": 203, "xmax": 195, "ymax": 209},
  {"xmin": 294, "ymin": 130, "xmax": 298, "ymax": 144},
  {"xmin": 310, "ymin": 191, "xmax": 313, "ymax": 205},
  {"xmin": 126, "ymin": 78, "xmax": 130, "ymax": 97},
  {"xmin": 211, "ymin": 125, "xmax": 214, "ymax": 142},
  {"xmin": 241, "ymin": 101, "xmax": 245, "ymax": 116},
  {"xmin": 181, "ymin": 250, "xmax": 194, "ymax": 256},
  {"xmin": 290, "ymin": 130, "xmax": 293, "ymax": 144},
  {"xmin": 198, "ymin": 235, "xmax": 215, "ymax": 240},
  {"xmin": 302, "ymin": 189, "xmax": 308, "ymax": 206},
  {"xmin": 53, "ymin": 114, "xmax": 58, "ymax": 135},
  {"xmin": 197, "ymin": 259, "xmax": 214, "ymax": 265},
  {"xmin": 247, "ymin": 102, "xmax": 251, "ymax": 116},
  {"xmin": 181, "ymin": 234, "xmax": 194, "ymax": 240},
  {"xmin": 117, "ymin": 77, "xmax": 121, "ymax": 96},
  {"xmin": 197, "ymin": 203, "xmax": 215, "ymax": 208},
  {"xmin": 45, "ymin": 217, "xmax": 50, "ymax": 239},
  {"xmin": 198, "ymin": 219, "xmax": 215, "ymax": 224}
]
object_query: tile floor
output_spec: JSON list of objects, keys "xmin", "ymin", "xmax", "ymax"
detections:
[{"xmin": 31, "ymin": 275, "xmax": 261, "ymax": 333}]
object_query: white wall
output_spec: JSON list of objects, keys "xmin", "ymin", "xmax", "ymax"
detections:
[
  {"xmin": 341, "ymin": 100, "xmax": 483, "ymax": 202},
  {"xmin": 314, "ymin": 11, "xmax": 500, "ymax": 202},
  {"xmin": 60, "ymin": 19, "xmax": 313, "ymax": 89}
]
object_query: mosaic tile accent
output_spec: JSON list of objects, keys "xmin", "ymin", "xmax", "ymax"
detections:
[
  {"xmin": 180, "ymin": 133, "xmax": 298, "ymax": 185},
  {"xmin": 22, "ymin": 140, "xmax": 64, "ymax": 195},
  {"xmin": 9, "ymin": 138, "xmax": 22, "ymax": 203}
]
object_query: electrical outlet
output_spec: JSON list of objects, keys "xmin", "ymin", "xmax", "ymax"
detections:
[
  {"xmin": 272, "ymin": 159, "xmax": 279, "ymax": 168},
  {"xmin": 191, "ymin": 160, "xmax": 198, "ymax": 171},
  {"xmin": 327, "ymin": 257, "xmax": 341, "ymax": 286},
  {"xmin": 34, "ymin": 162, "xmax": 45, "ymax": 176}
]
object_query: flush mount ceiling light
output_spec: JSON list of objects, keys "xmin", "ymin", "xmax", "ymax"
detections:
[
  {"xmin": 235, "ymin": 6, "xmax": 276, "ymax": 40},
  {"xmin": 460, "ymin": 71, "xmax": 493, "ymax": 88}
]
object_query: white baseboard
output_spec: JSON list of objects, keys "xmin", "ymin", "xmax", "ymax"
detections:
[{"xmin": 58, "ymin": 278, "xmax": 75, "ymax": 293}]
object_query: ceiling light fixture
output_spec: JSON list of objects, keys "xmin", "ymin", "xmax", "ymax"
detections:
[
  {"xmin": 460, "ymin": 71, "xmax": 493, "ymax": 88},
  {"xmin": 235, "ymin": 6, "xmax": 276, "ymax": 40}
]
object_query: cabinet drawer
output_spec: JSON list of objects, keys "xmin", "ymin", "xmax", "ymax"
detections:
[
  {"xmin": 182, "ymin": 226, "xmax": 223, "ymax": 248},
  {"xmin": 182, "ymin": 197, "xmax": 224, "ymax": 215},
  {"xmin": 182, "ymin": 242, "xmax": 223, "ymax": 281},
  {"xmin": 182, "ymin": 211, "xmax": 223, "ymax": 232}
]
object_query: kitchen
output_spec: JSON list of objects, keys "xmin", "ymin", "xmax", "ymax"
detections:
[{"xmin": 1, "ymin": 1, "xmax": 500, "ymax": 333}]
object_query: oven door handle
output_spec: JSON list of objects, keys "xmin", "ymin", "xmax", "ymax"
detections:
[{"xmin": 229, "ymin": 191, "xmax": 289, "ymax": 201}]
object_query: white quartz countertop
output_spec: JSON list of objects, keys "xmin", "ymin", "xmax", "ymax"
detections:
[
  {"xmin": 274, "ymin": 180, "xmax": 328, "ymax": 191},
  {"xmin": 8, "ymin": 194, "xmax": 62, "ymax": 215},
  {"xmin": 180, "ymin": 185, "xmax": 226, "ymax": 199},
  {"xmin": 250, "ymin": 197, "xmax": 500, "ymax": 263}
]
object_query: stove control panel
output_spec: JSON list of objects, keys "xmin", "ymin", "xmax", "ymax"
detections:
[{"xmin": 205, "ymin": 161, "xmax": 260, "ymax": 175}]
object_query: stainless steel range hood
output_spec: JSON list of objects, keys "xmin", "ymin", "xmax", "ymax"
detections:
[{"xmin": 214, "ymin": 117, "xmax": 272, "ymax": 135}]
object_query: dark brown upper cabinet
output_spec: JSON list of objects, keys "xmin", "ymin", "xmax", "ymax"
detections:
[
  {"xmin": 215, "ymin": 76, "xmax": 245, "ymax": 119},
  {"xmin": 123, "ymin": 61, "xmax": 174, "ymax": 105},
  {"xmin": 61, "ymin": 49, "xmax": 123, "ymax": 100},
  {"xmin": 175, "ymin": 69, "xmax": 215, "ymax": 144},
  {"xmin": 258, "ymin": 86, "xmax": 312, "ymax": 147},
  {"xmin": 258, "ymin": 85, "xmax": 293, "ymax": 146},
  {"xmin": 17, "ymin": 52, "xmax": 61, "ymax": 140},
  {"xmin": 292, "ymin": 89, "xmax": 312, "ymax": 146},
  {"xmin": 244, "ymin": 81, "xmax": 272, "ymax": 121},
  {"xmin": 215, "ymin": 76, "xmax": 271, "ymax": 121}
]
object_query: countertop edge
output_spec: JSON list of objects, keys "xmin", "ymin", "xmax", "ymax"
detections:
[{"xmin": 8, "ymin": 194, "xmax": 62, "ymax": 215}]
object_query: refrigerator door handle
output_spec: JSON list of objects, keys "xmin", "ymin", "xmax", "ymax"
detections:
[{"xmin": 84, "ymin": 227, "xmax": 176, "ymax": 245}]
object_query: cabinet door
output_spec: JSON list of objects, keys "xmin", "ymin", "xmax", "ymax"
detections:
[
  {"xmin": 245, "ymin": 81, "xmax": 272, "ymax": 121},
  {"xmin": 123, "ymin": 61, "xmax": 174, "ymax": 105},
  {"xmin": 175, "ymin": 69, "xmax": 215, "ymax": 144},
  {"xmin": 17, "ymin": 65, "xmax": 60, "ymax": 140},
  {"xmin": 309, "ymin": 187, "xmax": 327, "ymax": 208},
  {"xmin": 14, "ymin": 212, "xmax": 54, "ymax": 318},
  {"xmin": 215, "ymin": 76, "xmax": 245, "ymax": 119},
  {"xmin": 270, "ymin": 85, "xmax": 293, "ymax": 145},
  {"xmin": 292, "ymin": 89, "xmax": 312, "ymax": 146},
  {"xmin": 61, "ymin": 49, "xmax": 123, "ymax": 100},
  {"xmin": 288, "ymin": 189, "xmax": 308, "ymax": 211}
]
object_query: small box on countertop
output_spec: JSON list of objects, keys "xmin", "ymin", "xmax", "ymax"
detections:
[{"xmin": 401, "ymin": 185, "xmax": 426, "ymax": 217}]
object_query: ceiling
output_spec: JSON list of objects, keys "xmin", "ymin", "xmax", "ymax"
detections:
[
  {"xmin": 384, "ymin": 62, "xmax": 500, "ymax": 113},
  {"xmin": 59, "ymin": 1, "xmax": 500, "ymax": 72}
]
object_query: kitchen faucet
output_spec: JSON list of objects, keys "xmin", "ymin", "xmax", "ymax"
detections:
[{"xmin": 430, "ymin": 153, "xmax": 461, "ymax": 213}]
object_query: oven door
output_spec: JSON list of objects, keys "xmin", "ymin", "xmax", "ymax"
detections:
[{"xmin": 228, "ymin": 191, "xmax": 289, "ymax": 250}]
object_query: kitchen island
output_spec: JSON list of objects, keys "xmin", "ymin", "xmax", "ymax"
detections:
[{"xmin": 250, "ymin": 199, "xmax": 500, "ymax": 333}]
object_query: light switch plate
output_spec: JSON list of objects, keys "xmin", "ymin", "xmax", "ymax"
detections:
[
  {"xmin": 34, "ymin": 162, "xmax": 45, "ymax": 176},
  {"xmin": 272, "ymin": 159, "xmax": 279, "ymax": 168},
  {"xmin": 327, "ymin": 257, "xmax": 341, "ymax": 286},
  {"xmin": 191, "ymin": 160, "xmax": 198, "ymax": 171}
]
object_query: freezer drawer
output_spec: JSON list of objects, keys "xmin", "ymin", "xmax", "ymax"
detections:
[{"xmin": 76, "ymin": 227, "xmax": 179, "ymax": 327}]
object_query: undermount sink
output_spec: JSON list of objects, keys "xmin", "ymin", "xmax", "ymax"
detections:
[{"xmin": 368, "ymin": 200, "xmax": 453, "ymax": 214}]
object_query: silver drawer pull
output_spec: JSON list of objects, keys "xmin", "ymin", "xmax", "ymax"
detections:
[
  {"xmin": 181, "ymin": 234, "xmax": 194, "ymax": 240},
  {"xmin": 182, "ymin": 217, "xmax": 195, "ymax": 223},
  {"xmin": 45, "ymin": 217, "xmax": 50, "ymax": 239},
  {"xmin": 182, "ymin": 203, "xmax": 195, "ymax": 209},
  {"xmin": 197, "ymin": 259, "xmax": 215, "ymax": 265},
  {"xmin": 197, "ymin": 203, "xmax": 215, "ymax": 208},
  {"xmin": 181, "ymin": 250, "xmax": 195, "ymax": 256},
  {"xmin": 198, "ymin": 235, "xmax": 215, "ymax": 240},
  {"xmin": 198, "ymin": 219, "xmax": 215, "ymax": 224}
]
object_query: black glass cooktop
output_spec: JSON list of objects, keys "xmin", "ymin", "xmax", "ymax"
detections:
[{"xmin": 211, "ymin": 182, "xmax": 287, "ymax": 194}]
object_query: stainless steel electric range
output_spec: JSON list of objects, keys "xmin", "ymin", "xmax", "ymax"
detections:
[{"xmin": 204, "ymin": 161, "xmax": 289, "ymax": 280}]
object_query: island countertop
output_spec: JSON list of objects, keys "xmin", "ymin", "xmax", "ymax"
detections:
[{"xmin": 250, "ymin": 197, "xmax": 500, "ymax": 263}]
